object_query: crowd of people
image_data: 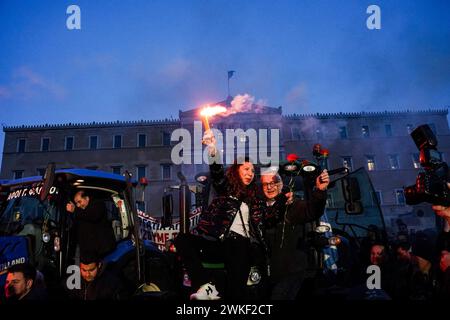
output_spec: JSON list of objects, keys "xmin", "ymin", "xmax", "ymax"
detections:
[
  {"xmin": 346, "ymin": 220, "xmax": 450, "ymax": 300},
  {"xmin": 1, "ymin": 129, "xmax": 449, "ymax": 301},
  {"xmin": 175, "ymin": 130, "xmax": 450, "ymax": 300}
]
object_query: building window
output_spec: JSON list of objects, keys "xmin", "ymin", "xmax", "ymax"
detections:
[
  {"xmin": 361, "ymin": 125, "xmax": 370, "ymax": 138},
  {"xmin": 406, "ymin": 124, "xmax": 414, "ymax": 134},
  {"xmin": 41, "ymin": 138, "xmax": 50, "ymax": 152},
  {"xmin": 239, "ymin": 133, "xmax": 246, "ymax": 143},
  {"xmin": 372, "ymin": 190, "xmax": 383, "ymax": 205},
  {"xmin": 385, "ymin": 124, "xmax": 392, "ymax": 137},
  {"xmin": 291, "ymin": 127, "xmax": 301, "ymax": 140},
  {"xmin": 366, "ymin": 155, "xmax": 376, "ymax": 171},
  {"xmin": 280, "ymin": 151, "xmax": 286, "ymax": 163},
  {"xmin": 395, "ymin": 189, "xmax": 406, "ymax": 205},
  {"xmin": 342, "ymin": 156, "xmax": 353, "ymax": 171},
  {"xmin": 161, "ymin": 164, "xmax": 172, "ymax": 180},
  {"xmin": 316, "ymin": 128, "xmax": 323, "ymax": 140},
  {"xmin": 111, "ymin": 166, "xmax": 122, "ymax": 175},
  {"xmin": 339, "ymin": 126, "xmax": 348, "ymax": 139},
  {"xmin": 37, "ymin": 168, "xmax": 46, "ymax": 176},
  {"xmin": 137, "ymin": 165, "xmax": 146, "ymax": 180},
  {"xmin": 388, "ymin": 154, "xmax": 400, "ymax": 170},
  {"xmin": 13, "ymin": 170, "xmax": 24, "ymax": 179},
  {"xmin": 278, "ymin": 126, "xmax": 284, "ymax": 140},
  {"xmin": 114, "ymin": 135, "xmax": 122, "ymax": 149},
  {"xmin": 65, "ymin": 137, "xmax": 74, "ymax": 150},
  {"xmin": 412, "ymin": 153, "xmax": 420, "ymax": 169},
  {"xmin": 138, "ymin": 134, "xmax": 147, "ymax": 148},
  {"xmin": 89, "ymin": 136, "xmax": 98, "ymax": 150},
  {"xmin": 17, "ymin": 139, "xmax": 26, "ymax": 153},
  {"xmin": 162, "ymin": 132, "xmax": 171, "ymax": 146}
]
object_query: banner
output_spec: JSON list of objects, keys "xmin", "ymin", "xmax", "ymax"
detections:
[{"xmin": 137, "ymin": 208, "xmax": 202, "ymax": 251}]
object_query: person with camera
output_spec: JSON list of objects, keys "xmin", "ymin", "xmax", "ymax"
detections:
[
  {"xmin": 399, "ymin": 124, "xmax": 449, "ymax": 299},
  {"xmin": 432, "ymin": 183, "xmax": 450, "ymax": 298},
  {"xmin": 261, "ymin": 168, "xmax": 329, "ymax": 299}
]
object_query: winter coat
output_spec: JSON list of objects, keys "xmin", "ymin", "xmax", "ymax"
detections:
[
  {"xmin": 66, "ymin": 266, "xmax": 124, "ymax": 300},
  {"xmin": 263, "ymin": 190, "xmax": 327, "ymax": 280},
  {"xmin": 73, "ymin": 199, "xmax": 116, "ymax": 257},
  {"xmin": 196, "ymin": 163, "xmax": 273, "ymax": 246}
]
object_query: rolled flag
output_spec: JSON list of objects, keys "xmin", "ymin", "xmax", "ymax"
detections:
[
  {"xmin": 228, "ymin": 70, "xmax": 235, "ymax": 79},
  {"xmin": 320, "ymin": 211, "xmax": 339, "ymax": 275}
]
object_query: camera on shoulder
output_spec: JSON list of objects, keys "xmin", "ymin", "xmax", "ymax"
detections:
[{"xmin": 404, "ymin": 124, "xmax": 450, "ymax": 206}]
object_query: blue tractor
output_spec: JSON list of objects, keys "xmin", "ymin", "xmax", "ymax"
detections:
[{"xmin": 0, "ymin": 164, "xmax": 176, "ymax": 300}]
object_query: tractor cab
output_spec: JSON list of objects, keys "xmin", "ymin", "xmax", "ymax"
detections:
[{"xmin": 0, "ymin": 166, "xmax": 171, "ymax": 299}]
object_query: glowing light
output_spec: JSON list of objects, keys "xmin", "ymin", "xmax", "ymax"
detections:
[
  {"xmin": 200, "ymin": 105, "xmax": 227, "ymax": 117},
  {"xmin": 200, "ymin": 105, "xmax": 227, "ymax": 131}
]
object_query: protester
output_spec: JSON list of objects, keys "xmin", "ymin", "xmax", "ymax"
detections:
[
  {"xmin": 65, "ymin": 253, "xmax": 125, "ymax": 300},
  {"xmin": 175, "ymin": 130, "xmax": 282, "ymax": 300},
  {"xmin": 66, "ymin": 190, "xmax": 116, "ymax": 258},
  {"xmin": 394, "ymin": 241, "xmax": 432, "ymax": 299},
  {"xmin": 4, "ymin": 263, "xmax": 47, "ymax": 301},
  {"xmin": 260, "ymin": 169, "xmax": 329, "ymax": 299},
  {"xmin": 431, "ymin": 185, "xmax": 450, "ymax": 298}
]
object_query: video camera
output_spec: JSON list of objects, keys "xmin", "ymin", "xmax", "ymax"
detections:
[{"xmin": 404, "ymin": 124, "xmax": 450, "ymax": 206}]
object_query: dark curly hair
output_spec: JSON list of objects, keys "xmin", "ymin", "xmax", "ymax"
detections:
[{"xmin": 225, "ymin": 158, "xmax": 257, "ymax": 201}]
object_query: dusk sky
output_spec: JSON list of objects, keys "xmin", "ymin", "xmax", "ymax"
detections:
[{"xmin": 1, "ymin": 0, "xmax": 449, "ymax": 166}]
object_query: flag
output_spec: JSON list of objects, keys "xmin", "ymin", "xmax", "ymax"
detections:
[
  {"xmin": 320, "ymin": 211, "xmax": 339, "ymax": 275},
  {"xmin": 227, "ymin": 70, "xmax": 235, "ymax": 79}
]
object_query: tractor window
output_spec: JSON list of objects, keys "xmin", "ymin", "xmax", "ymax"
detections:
[
  {"xmin": 108, "ymin": 194, "xmax": 132, "ymax": 241},
  {"xmin": 105, "ymin": 197, "xmax": 122, "ymax": 241},
  {"xmin": 325, "ymin": 168, "xmax": 386, "ymax": 239},
  {"xmin": 0, "ymin": 191, "xmax": 58, "ymax": 236},
  {"xmin": 0, "ymin": 190, "xmax": 59, "ymax": 271}
]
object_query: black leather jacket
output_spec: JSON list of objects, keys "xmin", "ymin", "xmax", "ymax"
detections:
[{"xmin": 196, "ymin": 163, "xmax": 277, "ymax": 247}]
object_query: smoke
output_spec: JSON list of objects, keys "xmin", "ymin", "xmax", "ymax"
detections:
[
  {"xmin": 284, "ymin": 83, "xmax": 308, "ymax": 109},
  {"xmin": 226, "ymin": 93, "xmax": 265, "ymax": 115}
]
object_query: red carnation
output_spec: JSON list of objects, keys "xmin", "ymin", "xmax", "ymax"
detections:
[
  {"xmin": 287, "ymin": 153, "xmax": 299, "ymax": 162},
  {"xmin": 139, "ymin": 177, "xmax": 149, "ymax": 186},
  {"xmin": 320, "ymin": 149, "xmax": 329, "ymax": 157}
]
